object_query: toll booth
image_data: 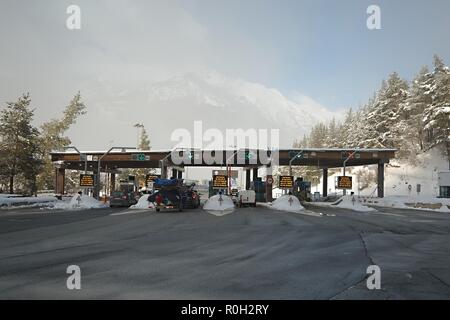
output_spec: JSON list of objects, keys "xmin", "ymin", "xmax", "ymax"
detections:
[
  {"xmin": 250, "ymin": 178, "xmax": 266, "ymax": 202},
  {"xmin": 438, "ymin": 172, "xmax": 450, "ymax": 198},
  {"xmin": 293, "ymin": 177, "xmax": 311, "ymax": 202}
]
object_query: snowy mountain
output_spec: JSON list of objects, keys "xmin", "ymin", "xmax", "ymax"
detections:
[{"xmin": 75, "ymin": 70, "xmax": 341, "ymax": 149}]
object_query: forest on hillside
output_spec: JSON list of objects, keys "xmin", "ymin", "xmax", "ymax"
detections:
[{"xmin": 279, "ymin": 55, "xmax": 450, "ymax": 186}]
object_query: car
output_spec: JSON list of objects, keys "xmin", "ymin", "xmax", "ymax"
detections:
[
  {"xmin": 238, "ymin": 190, "xmax": 256, "ymax": 207},
  {"xmin": 182, "ymin": 189, "xmax": 200, "ymax": 209},
  {"xmin": 230, "ymin": 188, "xmax": 239, "ymax": 204},
  {"xmin": 109, "ymin": 190, "xmax": 139, "ymax": 207}
]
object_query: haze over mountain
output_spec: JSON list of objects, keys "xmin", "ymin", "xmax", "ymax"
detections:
[{"xmin": 68, "ymin": 70, "xmax": 342, "ymax": 150}]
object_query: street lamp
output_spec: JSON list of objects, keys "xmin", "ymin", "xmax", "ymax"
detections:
[
  {"xmin": 63, "ymin": 146, "xmax": 88, "ymax": 173},
  {"xmin": 288, "ymin": 150, "xmax": 304, "ymax": 195},
  {"xmin": 289, "ymin": 150, "xmax": 304, "ymax": 177},
  {"xmin": 226, "ymin": 149, "xmax": 240, "ymax": 195},
  {"xmin": 342, "ymin": 148, "xmax": 359, "ymax": 196},
  {"xmin": 96, "ymin": 146, "xmax": 136, "ymax": 199}
]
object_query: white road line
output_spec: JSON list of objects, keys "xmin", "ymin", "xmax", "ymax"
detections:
[
  {"xmin": 110, "ymin": 210, "xmax": 149, "ymax": 216},
  {"xmin": 370, "ymin": 211, "xmax": 406, "ymax": 218}
]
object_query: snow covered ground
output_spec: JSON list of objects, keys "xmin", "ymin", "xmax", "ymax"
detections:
[
  {"xmin": 359, "ymin": 195, "xmax": 450, "ymax": 212},
  {"xmin": 0, "ymin": 193, "xmax": 108, "ymax": 211},
  {"xmin": 0, "ymin": 195, "xmax": 58, "ymax": 208},
  {"xmin": 203, "ymin": 195, "xmax": 235, "ymax": 216},
  {"xmin": 312, "ymin": 194, "xmax": 450, "ymax": 213},
  {"xmin": 52, "ymin": 194, "xmax": 107, "ymax": 210},
  {"xmin": 130, "ymin": 195, "xmax": 155, "ymax": 210},
  {"xmin": 271, "ymin": 195, "xmax": 305, "ymax": 213},
  {"xmin": 313, "ymin": 147, "xmax": 449, "ymax": 198},
  {"xmin": 310, "ymin": 195, "xmax": 376, "ymax": 212}
]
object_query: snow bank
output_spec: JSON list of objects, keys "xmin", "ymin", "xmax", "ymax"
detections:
[
  {"xmin": 314, "ymin": 147, "xmax": 449, "ymax": 198},
  {"xmin": 203, "ymin": 195, "xmax": 235, "ymax": 215},
  {"xmin": 310, "ymin": 196, "xmax": 376, "ymax": 212},
  {"xmin": 332, "ymin": 196, "xmax": 376, "ymax": 212},
  {"xmin": 0, "ymin": 195, "xmax": 57, "ymax": 208},
  {"xmin": 130, "ymin": 195, "xmax": 155, "ymax": 210},
  {"xmin": 271, "ymin": 195, "xmax": 305, "ymax": 212},
  {"xmin": 360, "ymin": 195, "xmax": 450, "ymax": 212},
  {"xmin": 53, "ymin": 194, "xmax": 107, "ymax": 210},
  {"xmin": 0, "ymin": 194, "xmax": 22, "ymax": 198}
]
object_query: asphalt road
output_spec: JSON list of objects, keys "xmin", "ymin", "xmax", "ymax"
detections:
[{"xmin": 0, "ymin": 203, "xmax": 449, "ymax": 299}]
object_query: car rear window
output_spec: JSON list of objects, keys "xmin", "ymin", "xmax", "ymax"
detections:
[{"xmin": 112, "ymin": 191, "xmax": 124, "ymax": 197}]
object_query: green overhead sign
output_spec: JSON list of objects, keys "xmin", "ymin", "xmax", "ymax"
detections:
[{"xmin": 132, "ymin": 154, "xmax": 149, "ymax": 161}]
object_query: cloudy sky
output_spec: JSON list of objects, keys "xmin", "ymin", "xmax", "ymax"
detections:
[{"xmin": 0, "ymin": 0, "xmax": 449, "ymax": 150}]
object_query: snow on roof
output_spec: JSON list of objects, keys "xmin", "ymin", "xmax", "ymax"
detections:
[
  {"xmin": 50, "ymin": 147, "xmax": 397, "ymax": 154},
  {"xmin": 50, "ymin": 149, "xmax": 172, "ymax": 154}
]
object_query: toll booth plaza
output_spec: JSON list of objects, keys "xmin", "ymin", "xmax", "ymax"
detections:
[{"xmin": 50, "ymin": 148, "xmax": 396, "ymax": 201}]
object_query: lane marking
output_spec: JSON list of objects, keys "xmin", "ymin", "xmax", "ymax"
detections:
[
  {"xmin": 110, "ymin": 209, "xmax": 152, "ymax": 216},
  {"xmin": 369, "ymin": 211, "xmax": 406, "ymax": 218},
  {"xmin": 205, "ymin": 209, "xmax": 235, "ymax": 216}
]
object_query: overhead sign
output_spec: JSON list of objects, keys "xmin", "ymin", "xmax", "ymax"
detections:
[
  {"xmin": 212, "ymin": 175, "xmax": 228, "ymax": 189},
  {"xmin": 145, "ymin": 174, "xmax": 161, "ymax": 186},
  {"xmin": 79, "ymin": 174, "xmax": 95, "ymax": 187},
  {"xmin": 337, "ymin": 176, "xmax": 352, "ymax": 189},
  {"xmin": 288, "ymin": 151, "xmax": 307, "ymax": 159},
  {"xmin": 213, "ymin": 170, "xmax": 238, "ymax": 178},
  {"xmin": 131, "ymin": 153, "xmax": 150, "ymax": 161},
  {"xmin": 279, "ymin": 175, "xmax": 294, "ymax": 189}
]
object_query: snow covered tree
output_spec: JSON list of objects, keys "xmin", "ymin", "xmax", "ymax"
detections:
[
  {"xmin": 308, "ymin": 122, "xmax": 328, "ymax": 148},
  {"xmin": 325, "ymin": 118, "xmax": 339, "ymax": 147},
  {"xmin": 292, "ymin": 55, "xmax": 449, "ymax": 174},
  {"xmin": 423, "ymin": 55, "xmax": 450, "ymax": 156},
  {"xmin": 365, "ymin": 73, "xmax": 409, "ymax": 149},
  {"xmin": 120, "ymin": 125, "xmax": 154, "ymax": 188},
  {"xmin": 0, "ymin": 94, "xmax": 41, "ymax": 194},
  {"xmin": 37, "ymin": 92, "xmax": 86, "ymax": 190},
  {"xmin": 139, "ymin": 127, "xmax": 151, "ymax": 150}
]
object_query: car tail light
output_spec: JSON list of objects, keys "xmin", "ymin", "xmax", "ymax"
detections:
[{"xmin": 122, "ymin": 196, "xmax": 127, "ymax": 200}]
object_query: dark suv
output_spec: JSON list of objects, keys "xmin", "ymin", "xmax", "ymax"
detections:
[
  {"xmin": 110, "ymin": 191, "xmax": 138, "ymax": 207},
  {"xmin": 183, "ymin": 189, "xmax": 200, "ymax": 209}
]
